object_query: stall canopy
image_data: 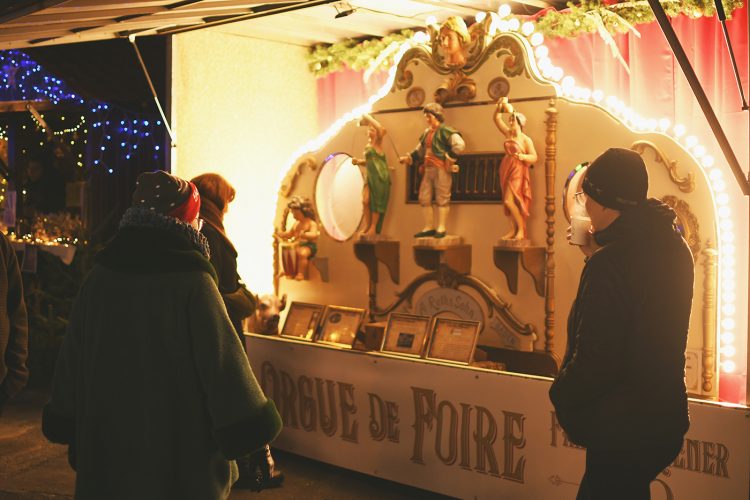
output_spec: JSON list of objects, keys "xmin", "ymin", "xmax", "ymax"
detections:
[{"xmin": 0, "ymin": 0, "xmax": 568, "ymax": 49}]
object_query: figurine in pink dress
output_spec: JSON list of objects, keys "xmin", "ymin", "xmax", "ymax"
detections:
[{"xmin": 493, "ymin": 97, "xmax": 538, "ymax": 240}]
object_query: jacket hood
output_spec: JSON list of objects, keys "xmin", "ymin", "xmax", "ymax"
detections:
[
  {"xmin": 95, "ymin": 208, "xmax": 217, "ymax": 283},
  {"xmin": 593, "ymin": 198, "xmax": 683, "ymax": 249}
]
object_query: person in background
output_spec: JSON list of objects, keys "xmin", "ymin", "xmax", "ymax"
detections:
[
  {"xmin": 42, "ymin": 170, "xmax": 281, "ymax": 500},
  {"xmin": 0, "ymin": 230, "xmax": 28, "ymax": 416},
  {"xmin": 549, "ymin": 148, "xmax": 694, "ymax": 500},
  {"xmin": 192, "ymin": 172, "xmax": 284, "ymax": 491},
  {"xmin": 22, "ymin": 152, "xmax": 66, "ymax": 215}
]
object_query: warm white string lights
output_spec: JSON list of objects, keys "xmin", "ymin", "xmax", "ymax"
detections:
[
  {"xmin": 484, "ymin": 7, "xmax": 738, "ymax": 376},
  {"xmin": 279, "ymin": 9, "xmax": 739, "ymax": 377}
]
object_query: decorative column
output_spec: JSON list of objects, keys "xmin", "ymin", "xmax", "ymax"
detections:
[
  {"xmin": 543, "ymin": 98, "xmax": 558, "ymax": 354},
  {"xmin": 701, "ymin": 242, "xmax": 718, "ymax": 396}
]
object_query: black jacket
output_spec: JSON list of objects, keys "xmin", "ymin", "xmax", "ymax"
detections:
[
  {"xmin": 200, "ymin": 200, "xmax": 255, "ymax": 338},
  {"xmin": 549, "ymin": 199, "xmax": 694, "ymax": 450}
]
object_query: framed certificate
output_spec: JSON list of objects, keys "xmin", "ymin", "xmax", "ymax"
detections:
[
  {"xmin": 280, "ymin": 302, "xmax": 325, "ymax": 340},
  {"xmin": 381, "ymin": 313, "xmax": 431, "ymax": 358},
  {"xmin": 318, "ymin": 306, "xmax": 366, "ymax": 348},
  {"xmin": 425, "ymin": 317, "xmax": 481, "ymax": 365}
]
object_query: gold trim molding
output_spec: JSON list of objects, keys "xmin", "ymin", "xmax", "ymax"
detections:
[
  {"xmin": 631, "ymin": 141, "xmax": 695, "ymax": 193},
  {"xmin": 662, "ymin": 195, "xmax": 701, "ymax": 261}
]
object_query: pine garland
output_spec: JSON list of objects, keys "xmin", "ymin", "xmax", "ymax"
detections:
[
  {"xmin": 535, "ymin": 0, "xmax": 745, "ymax": 38},
  {"xmin": 308, "ymin": 29, "xmax": 413, "ymax": 77},
  {"xmin": 306, "ymin": 1, "xmax": 744, "ymax": 77}
]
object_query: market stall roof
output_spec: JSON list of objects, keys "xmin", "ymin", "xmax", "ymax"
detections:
[{"xmin": 0, "ymin": 0, "xmax": 568, "ymax": 49}]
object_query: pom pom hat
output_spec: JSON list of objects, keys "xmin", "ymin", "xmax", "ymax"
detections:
[{"xmin": 132, "ymin": 170, "xmax": 201, "ymax": 223}]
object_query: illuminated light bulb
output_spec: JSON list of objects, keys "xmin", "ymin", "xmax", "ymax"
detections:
[
  {"xmin": 723, "ymin": 255, "xmax": 736, "ymax": 267},
  {"xmin": 561, "ymin": 76, "xmax": 575, "ymax": 90},
  {"xmin": 701, "ymin": 155, "xmax": 715, "ymax": 168},
  {"xmin": 530, "ymin": 32, "xmax": 544, "ymax": 46},
  {"xmin": 592, "ymin": 90, "xmax": 604, "ymax": 102},
  {"xmin": 413, "ymin": 31, "xmax": 430, "ymax": 44},
  {"xmin": 712, "ymin": 179, "xmax": 726, "ymax": 192},
  {"xmin": 498, "ymin": 4, "xmax": 511, "ymax": 18},
  {"xmin": 521, "ymin": 21, "xmax": 535, "ymax": 36},
  {"xmin": 498, "ymin": 20, "xmax": 510, "ymax": 31},
  {"xmin": 538, "ymin": 57, "xmax": 553, "ymax": 71},
  {"xmin": 723, "ymin": 291, "xmax": 736, "ymax": 303},
  {"xmin": 709, "ymin": 168, "xmax": 723, "ymax": 180},
  {"xmin": 721, "ymin": 345, "xmax": 736, "ymax": 357},
  {"xmin": 580, "ymin": 88, "xmax": 592, "ymax": 100},
  {"xmin": 720, "ymin": 231, "xmax": 734, "ymax": 243},
  {"xmin": 685, "ymin": 135, "xmax": 699, "ymax": 148},
  {"xmin": 645, "ymin": 119, "xmax": 657, "ymax": 131},
  {"xmin": 693, "ymin": 145, "xmax": 706, "ymax": 158},
  {"xmin": 722, "ymin": 360, "xmax": 736, "ymax": 373},
  {"xmin": 722, "ymin": 304, "xmax": 736, "ymax": 316},
  {"xmin": 475, "ymin": 12, "xmax": 487, "ymax": 22},
  {"xmin": 658, "ymin": 118, "xmax": 670, "ymax": 131},
  {"xmin": 535, "ymin": 46, "xmax": 549, "ymax": 58},
  {"xmin": 551, "ymin": 67, "xmax": 564, "ymax": 81},
  {"xmin": 720, "ymin": 219, "xmax": 733, "ymax": 231},
  {"xmin": 508, "ymin": 18, "xmax": 520, "ymax": 31},
  {"xmin": 716, "ymin": 193, "xmax": 730, "ymax": 205},
  {"xmin": 673, "ymin": 124, "xmax": 686, "ymax": 137},
  {"xmin": 721, "ymin": 332, "xmax": 736, "ymax": 344},
  {"xmin": 425, "ymin": 16, "xmax": 437, "ymax": 25}
]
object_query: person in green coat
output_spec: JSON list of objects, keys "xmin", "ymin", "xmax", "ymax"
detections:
[
  {"xmin": 42, "ymin": 171, "xmax": 282, "ymax": 500},
  {"xmin": 353, "ymin": 114, "xmax": 392, "ymax": 236}
]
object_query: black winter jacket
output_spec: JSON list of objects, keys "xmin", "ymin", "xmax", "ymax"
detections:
[{"xmin": 549, "ymin": 199, "xmax": 694, "ymax": 450}]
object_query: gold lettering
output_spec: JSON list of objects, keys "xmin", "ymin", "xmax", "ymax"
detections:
[
  {"xmin": 715, "ymin": 443, "xmax": 730, "ymax": 478},
  {"xmin": 315, "ymin": 378, "xmax": 337, "ymax": 437},
  {"xmin": 459, "ymin": 403, "xmax": 472, "ymax": 470},
  {"xmin": 435, "ymin": 400, "xmax": 458, "ymax": 465},
  {"xmin": 368, "ymin": 393, "xmax": 387, "ymax": 441},
  {"xmin": 474, "ymin": 405, "xmax": 500, "ymax": 476},
  {"xmin": 702, "ymin": 441, "xmax": 716, "ymax": 475},
  {"xmin": 339, "ymin": 382, "xmax": 358, "ymax": 443},
  {"xmin": 298, "ymin": 375, "xmax": 316, "ymax": 432},
  {"xmin": 386, "ymin": 401, "xmax": 400, "ymax": 443},
  {"xmin": 411, "ymin": 387, "xmax": 436, "ymax": 465},
  {"xmin": 280, "ymin": 370, "xmax": 299, "ymax": 429},
  {"xmin": 259, "ymin": 361, "xmax": 278, "ymax": 401},
  {"xmin": 686, "ymin": 439, "xmax": 701, "ymax": 472},
  {"xmin": 501, "ymin": 411, "xmax": 526, "ymax": 483}
]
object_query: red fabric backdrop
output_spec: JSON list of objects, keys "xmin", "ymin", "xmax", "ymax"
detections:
[{"xmin": 317, "ymin": 6, "xmax": 748, "ymax": 169}]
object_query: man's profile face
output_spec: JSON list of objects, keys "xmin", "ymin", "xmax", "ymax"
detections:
[
  {"xmin": 424, "ymin": 113, "xmax": 440, "ymax": 129},
  {"xmin": 27, "ymin": 161, "xmax": 43, "ymax": 182}
]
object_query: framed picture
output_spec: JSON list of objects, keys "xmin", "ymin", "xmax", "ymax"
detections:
[
  {"xmin": 381, "ymin": 313, "xmax": 431, "ymax": 358},
  {"xmin": 425, "ymin": 317, "xmax": 481, "ymax": 365},
  {"xmin": 318, "ymin": 306, "xmax": 366, "ymax": 348},
  {"xmin": 280, "ymin": 302, "xmax": 325, "ymax": 340}
]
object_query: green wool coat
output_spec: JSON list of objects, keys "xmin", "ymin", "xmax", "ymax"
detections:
[{"xmin": 42, "ymin": 223, "xmax": 281, "ymax": 500}]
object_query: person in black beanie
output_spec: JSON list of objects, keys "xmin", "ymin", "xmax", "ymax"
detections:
[{"xmin": 549, "ymin": 148, "xmax": 694, "ymax": 500}]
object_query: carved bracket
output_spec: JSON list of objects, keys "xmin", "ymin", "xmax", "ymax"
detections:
[
  {"xmin": 493, "ymin": 246, "xmax": 546, "ymax": 297},
  {"xmin": 631, "ymin": 141, "xmax": 695, "ymax": 193},
  {"xmin": 353, "ymin": 240, "xmax": 400, "ymax": 285},
  {"xmin": 413, "ymin": 244, "xmax": 472, "ymax": 275}
]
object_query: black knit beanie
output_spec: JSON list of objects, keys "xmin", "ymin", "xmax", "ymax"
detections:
[{"xmin": 582, "ymin": 148, "xmax": 648, "ymax": 210}]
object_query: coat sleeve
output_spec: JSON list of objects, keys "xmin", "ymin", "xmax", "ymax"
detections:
[
  {"xmin": 549, "ymin": 255, "xmax": 628, "ymax": 411},
  {"xmin": 188, "ymin": 274, "xmax": 282, "ymax": 459},
  {"xmin": 42, "ymin": 287, "xmax": 83, "ymax": 449},
  {"xmin": 0, "ymin": 233, "xmax": 28, "ymax": 402}
]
